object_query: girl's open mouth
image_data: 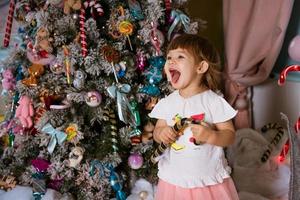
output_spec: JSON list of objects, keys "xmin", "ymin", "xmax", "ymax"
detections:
[{"xmin": 169, "ymin": 69, "xmax": 181, "ymax": 84}]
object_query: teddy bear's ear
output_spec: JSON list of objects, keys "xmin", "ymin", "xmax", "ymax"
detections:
[
  {"xmin": 260, "ymin": 123, "xmax": 288, "ymax": 157},
  {"xmin": 237, "ymin": 140, "xmax": 246, "ymax": 153}
]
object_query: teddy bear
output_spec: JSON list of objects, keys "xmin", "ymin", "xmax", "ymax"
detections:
[
  {"xmin": 73, "ymin": 70, "xmax": 86, "ymax": 90},
  {"xmin": 63, "ymin": 0, "xmax": 81, "ymax": 14},
  {"xmin": 226, "ymin": 123, "xmax": 290, "ymax": 200},
  {"xmin": 1, "ymin": 69, "xmax": 16, "ymax": 93},
  {"xmin": 15, "ymin": 95, "xmax": 34, "ymax": 128},
  {"xmin": 34, "ymin": 26, "xmax": 53, "ymax": 54},
  {"xmin": 27, "ymin": 26, "xmax": 55, "ymax": 65}
]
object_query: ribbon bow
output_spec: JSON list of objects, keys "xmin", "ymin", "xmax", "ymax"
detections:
[
  {"xmin": 107, "ymin": 84, "xmax": 136, "ymax": 126},
  {"xmin": 41, "ymin": 123, "xmax": 67, "ymax": 153},
  {"xmin": 168, "ymin": 9, "xmax": 190, "ymax": 40}
]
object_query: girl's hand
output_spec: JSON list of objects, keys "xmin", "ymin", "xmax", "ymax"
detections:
[
  {"xmin": 159, "ymin": 126, "xmax": 178, "ymax": 145},
  {"xmin": 190, "ymin": 122, "xmax": 213, "ymax": 144}
]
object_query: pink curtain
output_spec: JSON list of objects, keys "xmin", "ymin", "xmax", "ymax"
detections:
[{"xmin": 223, "ymin": 0, "xmax": 294, "ymax": 129}]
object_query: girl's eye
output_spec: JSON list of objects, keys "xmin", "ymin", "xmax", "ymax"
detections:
[
  {"xmin": 178, "ymin": 55, "xmax": 184, "ymax": 59},
  {"xmin": 167, "ymin": 56, "xmax": 172, "ymax": 60}
]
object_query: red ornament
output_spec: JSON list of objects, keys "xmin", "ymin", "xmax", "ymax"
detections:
[
  {"xmin": 3, "ymin": 0, "xmax": 15, "ymax": 47},
  {"xmin": 278, "ymin": 140, "xmax": 290, "ymax": 163},
  {"xmin": 295, "ymin": 117, "xmax": 300, "ymax": 133},
  {"xmin": 278, "ymin": 65, "xmax": 300, "ymax": 85},
  {"xmin": 278, "ymin": 65, "xmax": 300, "ymax": 133},
  {"xmin": 79, "ymin": 6, "xmax": 87, "ymax": 57}
]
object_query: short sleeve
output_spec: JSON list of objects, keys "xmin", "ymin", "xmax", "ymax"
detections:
[
  {"xmin": 148, "ymin": 98, "xmax": 169, "ymax": 120},
  {"xmin": 209, "ymin": 96, "xmax": 237, "ymax": 123}
]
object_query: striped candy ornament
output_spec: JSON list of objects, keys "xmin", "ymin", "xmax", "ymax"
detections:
[
  {"xmin": 84, "ymin": 0, "xmax": 104, "ymax": 17},
  {"xmin": 79, "ymin": 6, "xmax": 87, "ymax": 57},
  {"xmin": 3, "ymin": 0, "xmax": 16, "ymax": 47},
  {"xmin": 103, "ymin": 108, "xmax": 119, "ymax": 153}
]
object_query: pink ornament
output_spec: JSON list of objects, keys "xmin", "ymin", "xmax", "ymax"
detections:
[
  {"xmin": 136, "ymin": 50, "xmax": 147, "ymax": 71},
  {"xmin": 128, "ymin": 153, "xmax": 143, "ymax": 169},
  {"xmin": 150, "ymin": 22, "xmax": 165, "ymax": 56},
  {"xmin": 31, "ymin": 158, "xmax": 50, "ymax": 172},
  {"xmin": 15, "ymin": 95, "xmax": 34, "ymax": 128},
  {"xmin": 26, "ymin": 45, "xmax": 55, "ymax": 65},
  {"xmin": 1, "ymin": 68, "xmax": 16, "ymax": 91},
  {"xmin": 288, "ymin": 35, "xmax": 300, "ymax": 62},
  {"xmin": 85, "ymin": 91, "xmax": 101, "ymax": 107}
]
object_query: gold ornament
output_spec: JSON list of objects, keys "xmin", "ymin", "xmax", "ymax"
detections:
[
  {"xmin": 0, "ymin": 175, "xmax": 17, "ymax": 191},
  {"xmin": 22, "ymin": 64, "xmax": 44, "ymax": 87}
]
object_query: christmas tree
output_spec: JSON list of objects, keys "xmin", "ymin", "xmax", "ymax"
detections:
[{"xmin": 0, "ymin": 0, "xmax": 203, "ymax": 199}]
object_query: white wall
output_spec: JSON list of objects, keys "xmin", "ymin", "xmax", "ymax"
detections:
[{"xmin": 252, "ymin": 78, "xmax": 300, "ymax": 129}]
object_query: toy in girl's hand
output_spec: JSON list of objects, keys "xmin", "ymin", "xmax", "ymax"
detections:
[
  {"xmin": 150, "ymin": 113, "xmax": 205, "ymax": 164},
  {"xmin": 15, "ymin": 95, "xmax": 34, "ymax": 128},
  {"xmin": 1, "ymin": 69, "xmax": 16, "ymax": 94}
]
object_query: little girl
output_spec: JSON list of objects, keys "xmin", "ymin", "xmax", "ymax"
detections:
[{"xmin": 149, "ymin": 34, "xmax": 239, "ymax": 200}]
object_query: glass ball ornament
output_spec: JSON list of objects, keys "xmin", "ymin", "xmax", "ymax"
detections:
[
  {"xmin": 50, "ymin": 59, "xmax": 64, "ymax": 74},
  {"xmin": 128, "ymin": 153, "xmax": 143, "ymax": 169},
  {"xmin": 85, "ymin": 91, "xmax": 102, "ymax": 107}
]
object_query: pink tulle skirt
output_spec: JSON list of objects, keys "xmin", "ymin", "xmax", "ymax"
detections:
[{"xmin": 155, "ymin": 178, "xmax": 239, "ymax": 200}]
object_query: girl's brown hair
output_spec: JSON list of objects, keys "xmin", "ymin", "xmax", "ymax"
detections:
[{"xmin": 167, "ymin": 34, "xmax": 221, "ymax": 92}]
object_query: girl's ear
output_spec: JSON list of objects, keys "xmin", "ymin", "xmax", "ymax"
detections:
[{"xmin": 197, "ymin": 61, "xmax": 209, "ymax": 74}]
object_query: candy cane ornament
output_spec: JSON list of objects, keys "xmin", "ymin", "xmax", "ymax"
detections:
[
  {"xmin": 3, "ymin": 0, "xmax": 16, "ymax": 48},
  {"xmin": 79, "ymin": 6, "xmax": 87, "ymax": 57},
  {"xmin": 85, "ymin": 0, "xmax": 104, "ymax": 18},
  {"xmin": 79, "ymin": 1, "xmax": 104, "ymax": 57},
  {"xmin": 277, "ymin": 65, "xmax": 300, "ymax": 133},
  {"xmin": 278, "ymin": 65, "xmax": 300, "ymax": 85}
]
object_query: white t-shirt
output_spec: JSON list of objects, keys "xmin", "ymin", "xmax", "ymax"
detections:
[{"xmin": 149, "ymin": 90, "xmax": 237, "ymax": 188}]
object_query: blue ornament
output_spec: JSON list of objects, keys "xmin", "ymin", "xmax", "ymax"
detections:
[
  {"xmin": 15, "ymin": 65, "xmax": 24, "ymax": 81},
  {"xmin": 139, "ymin": 85, "xmax": 161, "ymax": 96},
  {"xmin": 149, "ymin": 56, "xmax": 165, "ymax": 69},
  {"xmin": 143, "ymin": 56, "xmax": 166, "ymax": 84},
  {"xmin": 110, "ymin": 170, "xmax": 127, "ymax": 200},
  {"xmin": 144, "ymin": 66, "xmax": 162, "ymax": 84},
  {"xmin": 117, "ymin": 69, "xmax": 126, "ymax": 78},
  {"xmin": 128, "ymin": 0, "xmax": 144, "ymax": 21}
]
